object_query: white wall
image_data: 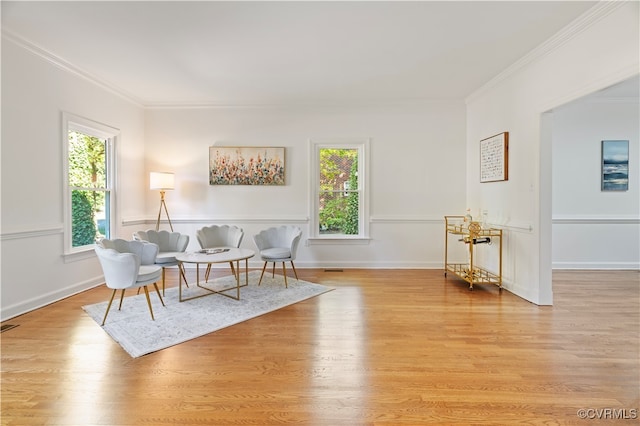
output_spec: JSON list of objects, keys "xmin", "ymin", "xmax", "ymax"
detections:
[
  {"xmin": 142, "ymin": 102, "xmax": 467, "ymax": 269},
  {"xmin": 1, "ymin": 36, "xmax": 467, "ymax": 321},
  {"xmin": 1, "ymin": 37, "xmax": 146, "ymax": 320},
  {"xmin": 3, "ymin": 2, "xmax": 637, "ymax": 320},
  {"xmin": 465, "ymin": 2, "xmax": 639, "ymax": 304},
  {"xmin": 552, "ymin": 95, "xmax": 639, "ymax": 269}
]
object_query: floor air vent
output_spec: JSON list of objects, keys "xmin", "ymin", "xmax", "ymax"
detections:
[
  {"xmin": 1, "ymin": 324, "xmax": 19, "ymax": 333},
  {"xmin": 324, "ymin": 269, "xmax": 344, "ymax": 272}
]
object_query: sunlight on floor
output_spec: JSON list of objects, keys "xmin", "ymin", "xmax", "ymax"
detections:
[
  {"xmin": 59, "ymin": 322, "xmax": 114, "ymax": 423},
  {"xmin": 312, "ymin": 287, "xmax": 369, "ymax": 422}
]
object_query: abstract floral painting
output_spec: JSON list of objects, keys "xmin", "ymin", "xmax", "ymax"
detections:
[
  {"xmin": 209, "ymin": 146, "xmax": 285, "ymax": 185},
  {"xmin": 601, "ymin": 140, "xmax": 629, "ymax": 191}
]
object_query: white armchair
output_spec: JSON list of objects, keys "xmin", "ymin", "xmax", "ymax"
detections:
[
  {"xmin": 134, "ymin": 229, "xmax": 189, "ymax": 295},
  {"xmin": 196, "ymin": 225, "xmax": 244, "ymax": 282},
  {"xmin": 197, "ymin": 224, "xmax": 244, "ymax": 249},
  {"xmin": 253, "ymin": 225, "xmax": 302, "ymax": 288},
  {"xmin": 95, "ymin": 239, "xmax": 165, "ymax": 325}
]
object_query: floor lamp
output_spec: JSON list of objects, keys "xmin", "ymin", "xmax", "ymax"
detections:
[{"xmin": 150, "ymin": 171, "xmax": 175, "ymax": 231}]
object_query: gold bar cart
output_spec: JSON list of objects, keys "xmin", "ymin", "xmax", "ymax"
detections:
[{"xmin": 444, "ymin": 215, "xmax": 503, "ymax": 291}]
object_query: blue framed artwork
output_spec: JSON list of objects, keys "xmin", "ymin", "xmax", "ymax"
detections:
[{"xmin": 601, "ymin": 140, "xmax": 629, "ymax": 191}]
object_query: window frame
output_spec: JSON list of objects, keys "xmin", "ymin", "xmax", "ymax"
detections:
[
  {"xmin": 62, "ymin": 112, "xmax": 118, "ymax": 259},
  {"xmin": 309, "ymin": 138, "xmax": 370, "ymax": 243}
]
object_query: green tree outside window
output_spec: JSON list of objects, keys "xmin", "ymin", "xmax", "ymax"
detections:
[
  {"xmin": 68, "ymin": 131, "xmax": 107, "ymax": 246},
  {"xmin": 318, "ymin": 148, "xmax": 358, "ymax": 234}
]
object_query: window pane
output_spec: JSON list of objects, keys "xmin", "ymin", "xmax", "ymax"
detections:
[
  {"xmin": 318, "ymin": 191, "xmax": 359, "ymax": 235},
  {"xmin": 100, "ymin": 192, "xmax": 111, "ymax": 240},
  {"xmin": 319, "ymin": 148, "xmax": 358, "ymax": 191},
  {"xmin": 68, "ymin": 131, "xmax": 106, "ymax": 189},
  {"xmin": 65, "ymin": 114, "xmax": 116, "ymax": 254},
  {"xmin": 71, "ymin": 190, "xmax": 103, "ymax": 247},
  {"xmin": 318, "ymin": 147, "xmax": 359, "ymax": 235}
]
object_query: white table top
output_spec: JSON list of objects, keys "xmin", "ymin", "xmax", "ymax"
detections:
[{"xmin": 176, "ymin": 248, "xmax": 255, "ymax": 264}]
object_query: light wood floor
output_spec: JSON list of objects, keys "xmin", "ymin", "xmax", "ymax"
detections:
[{"xmin": 2, "ymin": 269, "xmax": 639, "ymax": 425}]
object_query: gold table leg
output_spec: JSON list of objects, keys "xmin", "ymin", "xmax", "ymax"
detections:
[{"xmin": 180, "ymin": 260, "xmax": 248, "ymax": 302}]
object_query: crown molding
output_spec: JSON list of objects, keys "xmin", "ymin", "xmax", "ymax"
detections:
[
  {"xmin": 3, "ymin": 27, "xmax": 465, "ymax": 110},
  {"xmin": 2, "ymin": 29, "xmax": 144, "ymax": 108},
  {"xmin": 3, "ymin": 27, "xmax": 464, "ymax": 110},
  {"xmin": 4, "ymin": 2, "xmax": 627, "ymax": 111},
  {"xmin": 142, "ymin": 98, "xmax": 465, "ymax": 110},
  {"xmin": 466, "ymin": 1, "xmax": 626, "ymax": 105}
]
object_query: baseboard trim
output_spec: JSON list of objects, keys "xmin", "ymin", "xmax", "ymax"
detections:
[
  {"xmin": 184, "ymin": 260, "xmax": 445, "ymax": 270},
  {"xmin": 0, "ymin": 276, "xmax": 103, "ymax": 322},
  {"xmin": 553, "ymin": 262, "xmax": 640, "ymax": 270}
]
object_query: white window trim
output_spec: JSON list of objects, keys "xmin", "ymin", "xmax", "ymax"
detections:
[
  {"xmin": 308, "ymin": 138, "xmax": 370, "ymax": 244},
  {"xmin": 62, "ymin": 112, "xmax": 118, "ymax": 261}
]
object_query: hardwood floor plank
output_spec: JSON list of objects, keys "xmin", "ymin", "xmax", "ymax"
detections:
[{"xmin": 2, "ymin": 269, "xmax": 639, "ymax": 425}]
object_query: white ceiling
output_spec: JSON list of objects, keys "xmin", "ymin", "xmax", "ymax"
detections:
[{"xmin": 2, "ymin": 1, "xmax": 602, "ymax": 106}]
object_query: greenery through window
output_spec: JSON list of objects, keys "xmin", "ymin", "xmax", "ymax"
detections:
[
  {"xmin": 319, "ymin": 148, "xmax": 359, "ymax": 235},
  {"xmin": 65, "ymin": 116, "xmax": 115, "ymax": 252},
  {"xmin": 69, "ymin": 131, "xmax": 108, "ymax": 246}
]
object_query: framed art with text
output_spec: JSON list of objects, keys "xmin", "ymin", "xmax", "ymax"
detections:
[
  {"xmin": 209, "ymin": 146, "xmax": 285, "ymax": 185},
  {"xmin": 601, "ymin": 140, "xmax": 629, "ymax": 191},
  {"xmin": 480, "ymin": 132, "xmax": 509, "ymax": 183}
]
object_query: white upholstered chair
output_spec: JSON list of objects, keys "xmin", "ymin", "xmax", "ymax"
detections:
[
  {"xmin": 196, "ymin": 225, "xmax": 244, "ymax": 281},
  {"xmin": 134, "ymin": 229, "xmax": 189, "ymax": 295},
  {"xmin": 253, "ymin": 225, "xmax": 302, "ymax": 288},
  {"xmin": 95, "ymin": 239, "xmax": 165, "ymax": 326}
]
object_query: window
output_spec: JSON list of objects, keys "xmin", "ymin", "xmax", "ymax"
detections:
[
  {"xmin": 63, "ymin": 113, "xmax": 117, "ymax": 255},
  {"xmin": 310, "ymin": 139, "xmax": 369, "ymax": 241}
]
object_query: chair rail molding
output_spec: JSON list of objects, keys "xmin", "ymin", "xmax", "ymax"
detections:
[
  {"xmin": 552, "ymin": 215, "xmax": 640, "ymax": 225},
  {"xmin": 0, "ymin": 224, "xmax": 63, "ymax": 240},
  {"xmin": 122, "ymin": 216, "xmax": 310, "ymax": 227},
  {"xmin": 370, "ymin": 215, "xmax": 442, "ymax": 224}
]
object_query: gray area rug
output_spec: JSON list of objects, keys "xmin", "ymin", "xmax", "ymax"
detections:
[{"xmin": 83, "ymin": 271, "xmax": 333, "ymax": 357}]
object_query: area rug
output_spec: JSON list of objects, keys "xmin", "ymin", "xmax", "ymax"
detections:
[{"xmin": 82, "ymin": 271, "xmax": 333, "ymax": 357}]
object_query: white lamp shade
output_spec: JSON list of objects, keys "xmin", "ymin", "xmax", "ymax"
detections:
[{"xmin": 150, "ymin": 172, "xmax": 175, "ymax": 190}]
